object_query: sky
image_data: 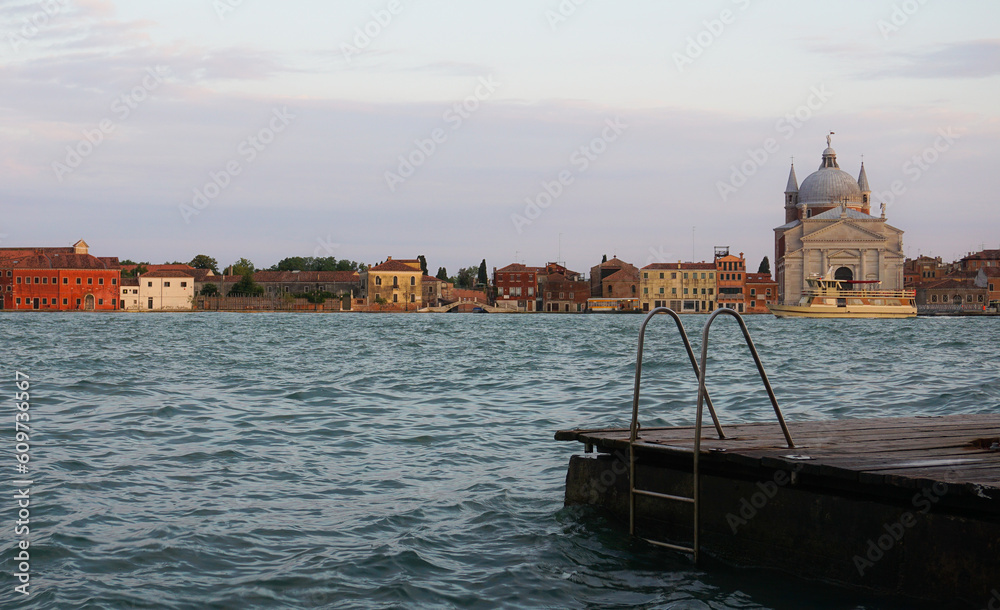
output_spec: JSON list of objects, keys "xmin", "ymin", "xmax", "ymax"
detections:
[{"xmin": 2, "ymin": 0, "xmax": 999, "ymax": 275}]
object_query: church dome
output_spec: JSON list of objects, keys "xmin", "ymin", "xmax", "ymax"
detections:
[
  {"xmin": 797, "ymin": 140, "xmax": 865, "ymax": 206},
  {"xmin": 798, "ymin": 166, "xmax": 863, "ymax": 205}
]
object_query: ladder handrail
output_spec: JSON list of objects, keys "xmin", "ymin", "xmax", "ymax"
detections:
[
  {"xmin": 629, "ymin": 307, "xmax": 724, "ymax": 443},
  {"xmin": 693, "ymin": 308, "xmax": 794, "ymax": 453},
  {"xmin": 629, "ymin": 306, "xmax": 794, "ymax": 564}
]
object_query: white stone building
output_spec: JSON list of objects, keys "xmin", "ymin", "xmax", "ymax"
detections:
[{"xmin": 774, "ymin": 136, "xmax": 905, "ymax": 304}]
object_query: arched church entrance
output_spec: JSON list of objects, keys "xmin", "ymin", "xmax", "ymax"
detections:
[
  {"xmin": 84, "ymin": 294, "xmax": 95, "ymax": 311},
  {"xmin": 834, "ymin": 266, "xmax": 854, "ymax": 290}
]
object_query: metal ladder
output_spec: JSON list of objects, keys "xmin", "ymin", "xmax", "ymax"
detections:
[{"xmin": 628, "ymin": 307, "xmax": 794, "ymax": 562}]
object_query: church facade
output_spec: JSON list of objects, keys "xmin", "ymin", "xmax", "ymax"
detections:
[{"xmin": 774, "ymin": 136, "xmax": 906, "ymax": 305}]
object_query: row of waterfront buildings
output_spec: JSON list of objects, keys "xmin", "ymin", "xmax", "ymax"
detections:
[{"xmin": 2, "ymin": 137, "xmax": 995, "ymax": 314}]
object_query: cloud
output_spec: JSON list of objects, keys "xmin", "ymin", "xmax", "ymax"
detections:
[{"xmin": 865, "ymin": 40, "xmax": 1000, "ymax": 80}]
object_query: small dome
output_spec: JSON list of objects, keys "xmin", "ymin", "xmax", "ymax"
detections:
[{"xmin": 798, "ymin": 167, "xmax": 863, "ymax": 205}]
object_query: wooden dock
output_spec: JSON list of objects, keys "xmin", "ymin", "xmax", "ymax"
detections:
[{"xmin": 556, "ymin": 414, "xmax": 1000, "ymax": 608}]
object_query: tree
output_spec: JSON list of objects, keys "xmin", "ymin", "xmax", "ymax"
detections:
[
  {"xmin": 272, "ymin": 256, "xmax": 309, "ymax": 271},
  {"xmin": 758, "ymin": 256, "xmax": 770, "ymax": 275},
  {"xmin": 436, "ymin": 267, "xmax": 449, "ymax": 281},
  {"xmin": 189, "ymin": 254, "xmax": 219, "ymax": 273},
  {"xmin": 477, "ymin": 259, "xmax": 488, "ymax": 287},
  {"xmin": 229, "ymin": 258, "xmax": 255, "ymax": 276},
  {"xmin": 120, "ymin": 260, "xmax": 148, "ymax": 278},
  {"xmin": 200, "ymin": 283, "xmax": 219, "ymax": 296},
  {"xmin": 227, "ymin": 274, "xmax": 263, "ymax": 296},
  {"xmin": 454, "ymin": 266, "xmax": 477, "ymax": 289},
  {"xmin": 418, "ymin": 255, "xmax": 428, "ymax": 277}
]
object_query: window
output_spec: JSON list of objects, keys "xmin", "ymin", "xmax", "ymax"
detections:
[
  {"xmin": 701, "ymin": 273, "xmax": 706, "ymax": 279},
  {"xmin": 33, "ymin": 277, "xmax": 39, "ymax": 284},
  {"xmin": 164, "ymin": 282, "xmax": 170, "ymax": 288},
  {"xmin": 77, "ymin": 278, "xmax": 82, "ymax": 285},
  {"xmin": 392, "ymin": 294, "xmax": 398, "ymax": 303},
  {"xmin": 672, "ymin": 288, "xmax": 677, "ymax": 294},
  {"xmin": 659, "ymin": 287, "xmax": 664, "ymax": 294},
  {"xmin": 4, "ymin": 271, "xmax": 9, "ymax": 277},
  {"xmin": 709, "ymin": 273, "xmax": 714, "ymax": 279},
  {"xmin": 98, "ymin": 299, "xmax": 104, "ymax": 305},
  {"xmin": 99, "ymin": 278, "xmax": 104, "ymax": 285},
  {"xmin": 991, "ymin": 284, "xmax": 995, "ymax": 292},
  {"xmin": 16, "ymin": 298, "xmax": 21, "ymax": 305},
  {"xmin": 181, "ymin": 282, "xmax": 187, "ymax": 288},
  {"xmin": 16, "ymin": 277, "xmax": 21, "ymax": 284},
  {"xmin": 112, "ymin": 278, "xmax": 117, "ymax": 285},
  {"xmin": 410, "ymin": 294, "xmax": 415, "ymax": 303},
  {"xmin": 569, "ymin": 292, "xmax": 574, "ymax": 299},
  {"xmin": 671, "ymin": 272, "xmax": 676, "ymax": 279},
  {"xmin": 684, "ymin": 273, "xmax": 688, "ymax": 279},
  {"xmin": 931, "ymin": 295, "xmax": 938, "ymax": 303},
  {"xmin": 375, "ymin": 277, "xmax": 382, "ymax": 286},
  {"xmin": 702, "ymin": 288, "xmax": 707, "ymax": 295},
  {"xmin": 76, "ymin": 299, "xmax": 81, "ymax": 306},
  {"xmin": 978, "ymin": 295, "xmax": 984, "ymax": 302},
  {"xmin": 528, "ymin": 287, "xmax": 534, "ymax": 296},
  {"xmin": 659, "ymin": 272, "xmax": 664, "ymax": 279},
  {"xmin": 42, "ymin": 298, "xmax": 47, "ymax": 305},
  {"xmin": 684, "ymin": 288, "xmax": 689, "ymax": 295},
  {"xmin": 643, "ymin": 272, "xmax": 648, "ymax": 279},
  {"xmin": 148, "ymin": 282, "xmax": 153, "ymax": 287},
  {"xmin": 88, "ymin": 278, "xmax": 93, "ymax": 285},
  {"xmin": 410, "ymin": 276, "xmax": 415, "ymax": 286},
  {"xmin": 750, "ymin": 289, "xmax": 756, "ymax": 296},
  {"xmin": 63, "ymin": 278, "xmax": 68, "ymax": 284},
  {"xmin": 63, "ymin": 298, "xmax": 68, "ymax": 305},
  {"xmin": 709, "ymin": 288, "xmax": 714, "ymax": 295},
  {"xmin": 546, "ymin": 292, "xmax": 551, "ymax": 299},
  {"xmin": 643, "ymin": 287, "xmax": 648, "ymax": 294},
  {"xmin": 967, "ymin": 295, "xmax": 973, "ymax": 303}
]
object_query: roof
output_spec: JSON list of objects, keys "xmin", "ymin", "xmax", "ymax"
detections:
[
  {"xmin": 120, "ymin": 277, "xmax": 140, "ymax": 287},
  {"xmin": 0, "ymin": 252, "xmax": 120, "ymax": 270},
  {"xmin": 775, "ymin": 219, "xmax": 801, "ymax": 231},
  {"xmin": 496, "ymin": 263, "xmax": 532, "ymax": 273},
  {"xmin": 642, "ymin": 262, "xmax": 715, "ymax": 270},
  {"xmin": 141, "ymin": 270, "xmax": 195, "ymax": 278},
  {"xmin": 809, "ymin": 206, "xmax": 880, "ymax": 221},
  {"xmin": 603, "ymin": 267, "xmax": 639, "ymax": 282},
  {"xmin": 746, "ymin": 273, "xmax": 776, "ymax": 283},
  {"xmin": 857, "ymin": 163, "xmax": 871, "ymax": 192},
  {"xmin": 368, "ymin": 260, "xmax": 422, "ymax": 272},
  {"xmin": 252, "ymin": 271, "xmax": 360, "ymax": 283},
  {"xmin": 962, "ymin": 249, "xmax": 1000, "ymax": 261},
  {"xmin": 923, "ymin": 277, "xmax": 980, "ymax": 290},
  {"xmin": 785, "ymin": 164, "xmax": 799, "ymax": 193}
]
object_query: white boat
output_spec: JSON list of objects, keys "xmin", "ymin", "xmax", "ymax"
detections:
[{"xmin": 768, "ymin": 275, "xmax": 916, "ymax": 318}]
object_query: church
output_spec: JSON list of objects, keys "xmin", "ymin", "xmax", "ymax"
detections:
[{"xmin": 774, "ymin": 135, "xmax": 906, "ymax": 304}]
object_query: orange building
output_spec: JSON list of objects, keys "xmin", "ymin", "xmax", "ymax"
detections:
[
  {"xmin": 715, "ymin": 249, "xmax": 747, "ymax": 313},
  {"xmin": 0, "ymin": 240, "xmax": 121, "ymax": 311}
]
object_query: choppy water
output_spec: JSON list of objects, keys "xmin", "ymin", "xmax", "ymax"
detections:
[{"xmin": 1, "ymin": 312, "xmax": 998, "ymax": 609}]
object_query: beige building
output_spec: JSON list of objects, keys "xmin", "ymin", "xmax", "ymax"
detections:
[
  {"xmin": 122, "ymin": 270, "xmax": 196, "ymax": 310},
  {"xmin": 640, "ymin": 263, "xmax": 716, "ymax": 313},
  {"xmin": 361, "ymin": 257, "xmax": 423, "ymax": 309},
  {"xmin": 775, "ymin": 137, "xmax": 905, "ymax": 305}
]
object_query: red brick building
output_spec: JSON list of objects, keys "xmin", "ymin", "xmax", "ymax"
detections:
[
  {"xmin": 745, "ymin": 272, "xmax": 778, "ymax": 314},
  {"xmin": 590, "ymin": 257, "xmax": 639, "ymax": 299},
  {"xmin": 542, "ymin": 273, "xmax": 590, "ymax": 313},
  {"xmin": 0, "ymin": 241, "xmax": 121, "ymax": 311},
  {"xmin": 959, "ymin": 249, "xmax": 1000, "ymax": 272},
  {"xmin": 493, "ymin": 263, "xmax": 539, "ymax": 311}
]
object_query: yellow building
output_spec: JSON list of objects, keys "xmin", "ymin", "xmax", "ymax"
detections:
[
  {"xmin": 640, "ymin": 263, "xmax": 716, "ymax": 313},
  {"xmin": 362, "ymin": 257, "xmax": 423, "ymax": 309}
]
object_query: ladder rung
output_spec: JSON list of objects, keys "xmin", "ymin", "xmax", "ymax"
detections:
[
  {"xmin": 641, "ymin": 538, "xmax": 695, "ymax": 554},
  {"xmin": 632, "ymin": 488, "xmax": 695, "ymax": 503}
]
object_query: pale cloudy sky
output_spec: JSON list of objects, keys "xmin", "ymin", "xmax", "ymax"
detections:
[{"xmin": 2, "ymin": 0, "xmax": 998, "ymax": 274}]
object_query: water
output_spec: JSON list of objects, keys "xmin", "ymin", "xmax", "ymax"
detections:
[{"xmin": 1, "ymin": 313, "xmax": 997, "ymax": 609}]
